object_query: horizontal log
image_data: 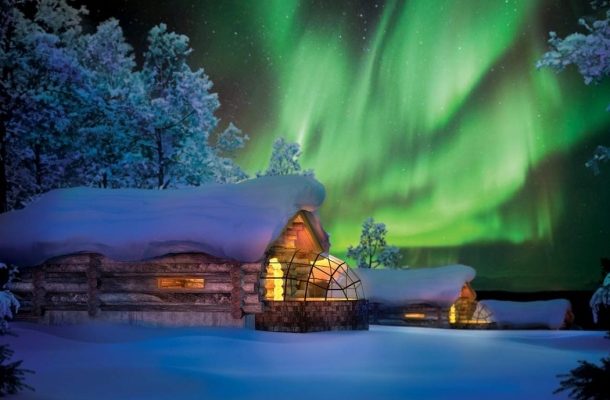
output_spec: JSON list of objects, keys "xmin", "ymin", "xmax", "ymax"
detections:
[
  {"xmin": 100, "ymin": 263, "xmax": 234, "ymax": 274},
  {"xmin": 42, "ymin": 283, "xmax": 88, "ymax": 292},
  {"xmin": 47, "ymin": 293, "xmax": 88, "ymax": 304},
  {"xmin": 44, "ymin": 272, "xmax": 87, "ymax": 283},
  {"xmin": 45, "ymin": 304, "xmax": 89, "ymax": 311},
  {"xmin": 100, "ymin": 272, "xmax": 230, "ymax": 281},
  {"xmin": 241, "ymin": 263, "xmax": 262, "ymax": 273},
  {"xmin": 240, "ymin": 282, "xmax": 255, "ymax": 292},
  {"xmin": 100, "ymin": 292, "xmax": 231, "ymax": 305},
  {"xmin": 243, "ymin": 294, "xmax": 261, "ymax": 304},
  {"xmin": 242, "ymin": 304, "xmax": 264, "ymax": 314},
  {"xmin": 100, "ymin": 304, "xmax": 232, "ymax": 312},
  {"xmin": 44, "ymin": 264, "xmax": 88, "ymax": 273},
  {"xmin": 100, "ymin": 280, "xmax": 234, "ymax": 293},
  {"xmin": 7, "ymin": 282, "xmax": 34, "ymax": 291},
  {"xmin": 242, "ymin": 273, "xmax": 260, "ymax": 284}
]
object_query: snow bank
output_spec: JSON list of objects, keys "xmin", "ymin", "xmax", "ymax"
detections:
[
  {"xmin": 356, "ymin": 265, "xmax": 476, "ymax": 306},
  {"xmin": 6, "ymin": 323, "xmax": 608, "ymax": 400},
  {"xmin": 0, "ymin": 175, "xmax": 328, "ymax": 266},
  {"xmin": 480, "ymin": 299, "xmax": 572, "ymax": 329}
]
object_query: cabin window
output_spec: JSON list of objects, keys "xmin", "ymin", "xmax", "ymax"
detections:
[{"xmin": 157, "ymin": 277, "xmax": 205, "ymax": 289}]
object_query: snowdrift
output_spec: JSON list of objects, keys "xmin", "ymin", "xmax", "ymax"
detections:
[
  {"xmin": 480, "ymin": 299, "xmax": 572, "ymax": 329},
  {"xmin": 356, "ymin": 265, "xmax": 476, "ymax": 306},
  {"xmin": 0, "ymin": 175, "xmax": 328, "ymax": 266}
]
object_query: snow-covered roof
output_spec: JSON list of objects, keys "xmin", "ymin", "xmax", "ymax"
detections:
[
  {"xmin": 480, "ymin": 299, "xmax": 571, "ymax": 330},
  {"xmin": 0, "ymin": 175, "xmax": 329, "ymax": 266},
  {"xmin": 356, "ymin": 265, "xmax": 476, "ymax": 306}
]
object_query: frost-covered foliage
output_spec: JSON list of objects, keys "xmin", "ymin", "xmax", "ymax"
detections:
[
  {"xmin": 257, "ymin": 137, "xmax": 314, "ymax": 177},
  {"xmin": 208, "ymin": 123, "xmax": 250, "ymax": 184},
  {"xmin": 536, "ymin": 9, "xmax": 610, "ymax": 87},
  {"xmin": 0, "ymin": 262, "xmax": 19, "ymax": 333},
  {"xmin": 138, "ymin": 23, "xmax": 222, "ymax": 188},
  {"xmin": 75, "ymin": 18, "xmax": 141, "ymax": 188},
  {"xmin": 585, "ymin": 145, "xmax": 610, "ymax": 175},
  {"xmin": 0, "ymin": 345, "xmax": 33, "ymax": 396},
  {"xmin": 0, "ymin": 262, "xmax": 31, "ymax": 397},
  {"xmin": 590, "ymin": 272, "xmax": 610, "ymax": 323},
  {"xmin": 537, "ymin": 6, "xmax": 610, "ymax": 175},
  {"xmin": 347, "ymin": 217, "xmax": 402, "ymax": 269},
  {"xmin": 555, "ymin": 356, "xmax": 610, "ymax": 400},
  {"xmin": 0, "ymin": 1, "xmax": 249, "ymax": 211}
]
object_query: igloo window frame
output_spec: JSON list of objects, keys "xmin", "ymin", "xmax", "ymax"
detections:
[{"xmin": 261, "ymin": 250, "xmax": 364, "ymax": 302}]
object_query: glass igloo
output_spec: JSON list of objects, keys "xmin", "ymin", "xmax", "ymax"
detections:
[{"xmin": 261, "ymin": 250, "xmax": 364, "ymax": 301}]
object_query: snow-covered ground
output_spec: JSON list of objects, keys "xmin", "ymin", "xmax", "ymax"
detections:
[{"xmin": 4, "ymin": 323, "xmax": 608, "ymax": 400}]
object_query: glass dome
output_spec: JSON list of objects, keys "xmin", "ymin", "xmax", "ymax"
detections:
[{"xmin": 261, "ymin": 250, "xmax": 364, "ymax": 301}]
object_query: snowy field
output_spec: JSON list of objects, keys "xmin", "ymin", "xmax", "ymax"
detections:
[{"xmin": 4, "ymin": 323, "xmax": 608, "ymax": 400}]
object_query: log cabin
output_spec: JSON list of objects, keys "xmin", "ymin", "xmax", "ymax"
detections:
[
  {"xmin": 0, "ymin": 176, "xmax": 367, "ymax": 332},
  {"xmin": 357, "ymin": 265, "xmax": 491, "ymax": 328}
]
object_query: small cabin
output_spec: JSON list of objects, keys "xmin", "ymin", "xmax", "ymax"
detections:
[
  {"xmin": 357, "ymin": 265, "xmax": 489, "ymax": 328},
  {"xmin": 0, "ymin": 176, "xmax": 367, "ymax": 332}
]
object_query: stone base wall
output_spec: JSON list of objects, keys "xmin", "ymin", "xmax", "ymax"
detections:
[{"xmin": 255, "ymin": 300, "xmax": 369, "ymax": 333}]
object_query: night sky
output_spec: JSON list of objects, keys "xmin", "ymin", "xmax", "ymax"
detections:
[{"xmin": 76, "ymin": 0, "xmax": 610, "ymax": 291}]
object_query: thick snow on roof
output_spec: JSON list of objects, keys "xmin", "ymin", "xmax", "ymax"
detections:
[
  {"xmin": 480, "ymin": 299, "xmax": 571, "ymax": 329},
  {"xmin": 356, "ymin": 265, "xmax": 476, "ymax": 306},
  {"xmin": 0, "ymin": 175, "xmax": 328, "ymax": 266}
]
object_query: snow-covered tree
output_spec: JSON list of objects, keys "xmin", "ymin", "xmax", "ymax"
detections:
[
  {"xmin": 209, "ymin": 123, "xmax": 249, "ymax": 184},
  {"xmin": 75, "ymin": 18, "xmax": 140, "ymax": 188},
  {"xmin": 585, "ymin": 145, "xmax": 610, "ymax": 175},
  {"xmin": 590, "ymin": 272, "xmax": 610, "ymax": 324},
  {"xmin": 347, "ymin": 217, "xmax": 402, "ymax": 269},
  {"xmin": 0, "ymin": 263, "xmax": 18, "ymax": 334},
  {"xmin": 537, "ymin": 6, "xmax": 610, "ymax": 174},
  {"xmin": 257, "ymin": 137, "xmax": 314, "ymax": 177},
  {"xmin": 0, "ymin": 262, "xmax": 32, "ymax": 397},
  {"xmin": 138, "ymin": 23, "xmax": 220, "ymax": 188},
  {"xmin": 1, "ymin": 2, "xmax": 250, "ymax": 208},
  {"xmin": 1, "ymin": 0, "xmax": 88, "ymax": 209}
]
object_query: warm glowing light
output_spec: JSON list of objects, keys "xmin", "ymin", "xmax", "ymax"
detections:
[
  {"xmin": 158, "ymin": 278, "xmax": 205, "ymax": 289},
  {"xmin": 404, "ymin": 313, "xmax": 426, "ymax": 319},
  {"xmin": 449, "ymin": 304, "xmax": 457, "ymax": 324},
  {"xmin": 267, "ymin": 257, "xmax": 284, "ymax": 301}
]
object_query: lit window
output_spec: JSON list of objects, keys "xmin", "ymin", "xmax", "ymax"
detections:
[{"xmin": 158, "ymin": 278, "xmax": 205, "ymax": 289}]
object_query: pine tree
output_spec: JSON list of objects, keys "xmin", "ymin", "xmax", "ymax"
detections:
[
  {"xmin": 0, "ymin": 262, "xmax": 32, "ymax": 396},
  {"xmin": 347, "ymin": 217, "xmax": 402, "ymax": 269},
  {"xmin": 75, "ymin": 18, "xmax": 140, "ymax": 188},
  {"xmin": 209, "ymin": 123, "xmax": 250, "ymax": 184},
  {"xmin": 1, "ymin": 0, "xmax": 88, "ymax": 209},
  {"xmin": 537, "ymin": 5, "xmax": 610, "ymax": 174},
  {"xmin": 138, "ymin": 23, "xmax": 220, "ymax": 188},
  {"xmin": 257, "ymin": 137, "xmax": 314, "ymax": 177}
]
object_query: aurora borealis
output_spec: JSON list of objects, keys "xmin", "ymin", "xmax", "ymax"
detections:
[{"xmin": 82, "ymin": 0, "xmax": 610, "ymax": 290}]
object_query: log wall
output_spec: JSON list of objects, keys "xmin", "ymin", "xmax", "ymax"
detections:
[
  {"xmin": 9, "ymin": 253, "xmax": 263, "ymax": 327},
  {"xmin": 368, "ymin": 303, "xmax": 451, "ymax": 328}
]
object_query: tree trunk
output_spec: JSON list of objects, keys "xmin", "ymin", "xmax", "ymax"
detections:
[
  {"xmin": 156, "ymin": 132, "xmax": 164, "ymax": 189},
  {"xmin": 0, "ymin": 119, "xmax": 7, "ymax": 213},
  {"xmin": 34, "ymin": 142, "xmax": 42, "ymax": 192}
]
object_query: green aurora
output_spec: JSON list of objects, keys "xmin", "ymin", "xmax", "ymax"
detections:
[{"xmin": 186, "ymin": 0, "xmax": 610, "ymax": 290}]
